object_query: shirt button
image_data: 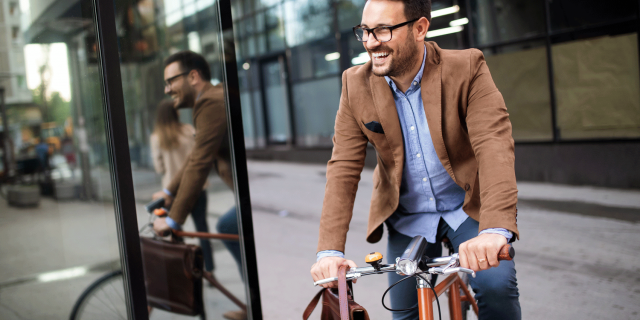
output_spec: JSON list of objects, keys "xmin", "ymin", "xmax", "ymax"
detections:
[
  {"xmin": 430, "ymin": 197, "xmax": 434, "ymax": 201},
  {"xmin": 410, "ymin": 126, "xmax": 415, "ymax": 130},
  {"xmin": 422, "ymin": 177, "xmax": 427, "ymax": 182},
  {"xmin": 416, "ymin": 153, "xmax": 421, "ymax": 157},
  {"xmin": 413, "ymin": 81, "xmax": 417, "ymax": 86}
]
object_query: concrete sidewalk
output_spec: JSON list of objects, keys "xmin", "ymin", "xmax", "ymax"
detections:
[{"xmin": 247, "ymin": 160, "xmax": 640, "ymax": 320}]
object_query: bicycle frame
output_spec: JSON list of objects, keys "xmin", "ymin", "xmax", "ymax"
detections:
[{"xmin": 417, "ymin": 273, "xmax": 478, "ymax": 320}]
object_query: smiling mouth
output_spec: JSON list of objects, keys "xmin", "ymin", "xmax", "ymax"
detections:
[{"xmin": 371, "ymin": 52, "xmax": 390, "ymax": 64}]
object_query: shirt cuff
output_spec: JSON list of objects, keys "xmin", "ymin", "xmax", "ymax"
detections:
[
  {"xmin": 163, "ymin": 188, "xmax": 173, "ymax": 197},
  {"xmin": 479, "ymin": 228, "xmax": 513, "ymax": 242},
  {"xmin": 165, "ymin": 216, "xmax": 182, "ymax": 230},
  {"xmin": 316, "ymin": 250, "xmax": 344, "ymax": 262}
]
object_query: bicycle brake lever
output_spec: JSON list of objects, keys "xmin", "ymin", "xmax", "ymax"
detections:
[
  {"xmin": 427, "ymin": 266, "xmax": 476, "ymax": 278},
  {"xmin": 313, "ymin": 273, "xmax": 361, "ymax": 286}
]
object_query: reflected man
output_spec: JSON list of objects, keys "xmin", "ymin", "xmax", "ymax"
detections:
[{"xmin": 152, "ymin": 51, "xmax": 242, "ymax": 276}]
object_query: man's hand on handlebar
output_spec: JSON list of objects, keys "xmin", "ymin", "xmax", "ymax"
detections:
[
  {"xmin": 152, "ymin": 190, "xmax": 173, "ymax": 207},
  {"xmin": 153, "ymin": 217, "xmax": 172, "ymax": 236},
  {"xmin": 458, "ymin": 233, "xmax": 507, "ymax": 272},
  {"xmin": 310, "ymin": 256, "xmax": 358, "ymax": 289}
]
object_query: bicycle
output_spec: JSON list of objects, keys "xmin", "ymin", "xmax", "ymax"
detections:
[
  {"xmin": 69, "ymin": 199, "xmax": 246, "ymax": 320},
  {"xmin": 313, "ymin": 235, "xmax": 514, "ymax": 320}
]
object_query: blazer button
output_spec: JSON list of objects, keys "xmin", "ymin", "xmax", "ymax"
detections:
[{"xmin": 464, "ymin": 183, "xmax": 470, "ymax": 191}]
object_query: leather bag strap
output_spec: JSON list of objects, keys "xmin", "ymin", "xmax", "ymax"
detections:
[
  {"xmin": 302, "ymin": 289, "xmax": 324, "ymax": 320},
  {"xmin": 338, "ymin": 265, "xmax": 350, "ymax": 320}
]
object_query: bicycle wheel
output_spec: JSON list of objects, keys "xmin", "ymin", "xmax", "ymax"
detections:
[{"xmin": 69, "ymin": 270, "xmax": 127, "ymax": 320}]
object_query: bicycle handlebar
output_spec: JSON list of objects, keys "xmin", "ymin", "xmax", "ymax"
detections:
[{"xmin": 313, "ymin": 244, "xmax": 515, "ymax": 286}]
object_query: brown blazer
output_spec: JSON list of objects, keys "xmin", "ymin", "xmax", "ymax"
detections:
[
  {"xmin": 166, "ymin": 83, "xmax": 234, "ymax": 225},
  {"xmin": 317, "ymin": 42, "xmax": 519, "ymax": 253}
]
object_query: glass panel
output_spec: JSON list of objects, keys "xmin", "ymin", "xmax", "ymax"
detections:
[
  {"xmin": 549, "ymin": 0, "xmax": 638, "ymax": 32},
  {"xmin": 111, "ymin": 0, "xmax": 250, "ymax": 318},
  {"xmin": 0, "ymin": 0, "xmax": 128, "ymax": 318},
  {"xmin": 266, "ymin": 4, "xmax": 285, "ymax": 52},
  {"xmin": 470, "ymin": 0, "xmax": 545, "ymax": 46},
  {"xmin": 290, "ymin": 38, "xmax": 340, "ymax": 81},
  {"xmin": 284, "ymin": 0, "xmax": 333, "ymax": 48},
  {"xmin": 484, "ymin": 41, "xmax": 554, "ymax": 141},
  {"xmin": 552, "ymin": 33, "xmax": 640, "ymax": 139},
  {"xmin": 292, "ymin": 76, "xmax": 340, "ymax": 146},
  {"xmin": 262, "ymin": 58, "xmax": 292, "ymax": 143},
  {"xmin": 338, "ymin": 0, "xmax": 366, "ymax": 31}
]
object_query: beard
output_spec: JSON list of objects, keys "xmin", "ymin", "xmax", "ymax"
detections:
[
  {"xmin": 173, "ymin": 82, "xmax": 196, "ymax": 109},
  {"xmin": 369, "ymin": 32, "xmax": 420, "ymax": 78}
]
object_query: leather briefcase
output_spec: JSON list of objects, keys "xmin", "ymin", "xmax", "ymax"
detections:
[
  {"xmin": 140, "ymin": 236, "xmax": 204, "ymax": 316},
  {"xmin": 303, "ymin": 265, "xmax": 370, "ymax": 320}
]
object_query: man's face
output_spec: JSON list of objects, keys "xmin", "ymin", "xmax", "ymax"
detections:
[
  {"xmin": 361, "ymin": 0, "xmax": 420, "ymax": 78},
  {"xmin": 164, "ymin": 61, "xmax": 195, "ymax": 109}
]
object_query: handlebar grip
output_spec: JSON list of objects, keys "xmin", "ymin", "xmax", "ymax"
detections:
[{"xmin": 498, "ymin": 245, "xmax": 515, "ymax": 261}]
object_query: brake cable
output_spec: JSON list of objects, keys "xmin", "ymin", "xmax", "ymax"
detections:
[{"xmin": 380, "ymin": 274, "xmax": 442, "ymax": 320}]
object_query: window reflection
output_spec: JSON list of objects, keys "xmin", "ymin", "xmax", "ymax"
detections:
[
  {"xmin": 0, "ymin": 0, "xmax": 126, "ymax": 318},
  {"xmin": 112, "ymin": 0, "xmax": 249, "ymax": 319}
]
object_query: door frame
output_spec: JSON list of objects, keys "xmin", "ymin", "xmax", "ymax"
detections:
[{"xmin": 93, "ymin": 0, "xmax": 263, "ymax": 318}]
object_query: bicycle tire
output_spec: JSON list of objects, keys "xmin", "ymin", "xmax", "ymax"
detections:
[{"xmin": 69, "ymin": 270, "xmax": 127, "ymax": 320}]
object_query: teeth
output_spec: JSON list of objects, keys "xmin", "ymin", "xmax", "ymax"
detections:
[{"xmin": 372, "ymin": 52, "xmax": 389, "ymax": 58}]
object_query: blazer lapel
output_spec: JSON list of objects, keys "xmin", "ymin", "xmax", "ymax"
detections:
[
  {"xmin": 421, "ymin": 43, "xmax": 456, "ymax": 183},
  {"xmin": 369, "ymin": 73, "xmax": 404, "ymax": 187}
]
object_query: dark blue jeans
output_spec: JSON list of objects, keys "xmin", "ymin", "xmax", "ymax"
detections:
[
  {"xmin": 386, "ymin": 218, "xmax": 521, "ymax": 320},
  {"xmin": 216, "ymin": 206, "xmax": 243, "ymax": 278},
  {"xmin": 192, "ymin": 190, "xmax": 214, "ymax": 272}
]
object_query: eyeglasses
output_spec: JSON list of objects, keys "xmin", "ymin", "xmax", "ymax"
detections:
[
  {"xmin": 353, "ymin": 19, "xmax": 419, "ymax": 43},
  {"xmin": 164, "ymin": 72, "xmax": 190, "ymax": 88}
]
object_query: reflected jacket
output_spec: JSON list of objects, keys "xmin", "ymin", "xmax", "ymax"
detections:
[{"xmin": 166, "ymin": 83, "xmax": 234, "ymax": 225}]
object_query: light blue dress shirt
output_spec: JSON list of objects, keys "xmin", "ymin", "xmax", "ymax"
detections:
[{"xmin": 317, "ymin": 46, "xmax": 510, "ymax": 261}]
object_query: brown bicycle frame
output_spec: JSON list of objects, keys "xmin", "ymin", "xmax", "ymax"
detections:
[{"xmin": 417, "ymin": 274, "xmax": 479, "ymax": 320}]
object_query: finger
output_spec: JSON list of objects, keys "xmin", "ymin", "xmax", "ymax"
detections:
[
  {"xmin": 466, "ymin": 246, "xmax": 480, "ymax": 272},
  {"xmin": 458, "ymin": 243, "xmax": 469, "ymax": 269},
  {"xmin": 487, "ymin": 245, "xmax": 500, "ymax": 268},
  {"xmin": 345, "ymin": 260, "xmax": 358, "ymax": 283}
]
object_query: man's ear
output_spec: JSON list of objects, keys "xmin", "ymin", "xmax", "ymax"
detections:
[
  {"xmin": 188, "ymin": 69, "xmax": 201, "ymax": 86},
  {"xmin": 414, "ymin": 17, "xmax": 430, "ymax": 41}
]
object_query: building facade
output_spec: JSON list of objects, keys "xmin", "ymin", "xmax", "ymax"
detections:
[{"xmin": 233, "ymin": 0, "xmax": 640, "ymax": 188}]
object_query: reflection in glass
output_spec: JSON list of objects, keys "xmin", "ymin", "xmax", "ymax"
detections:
[
  {"xmin": 484, "ymin": 42, "xmax": 553, "ymax": 142},
  {"xmin": 0, "ymin": 0, "xmax": 126, "ymax": 318},
  {"xmin": 470, "ymin": 0, "xmax": 545, "ymax": 45},
  {"xmin": 112, "ymin": 0, "xmax": 249, "ymax": 318},
  {"xmin": 549, "ymin": 0, "xmax": 638, "ymax": 32},
  {"xmin": 552, "ymin": 33, "xmax": 640, "ymax": 140}
]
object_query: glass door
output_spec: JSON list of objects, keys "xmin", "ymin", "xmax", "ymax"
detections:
[
  {"xmin": 0, "ymin": 0, "xmax": 145, "ymax": 318},
  {"xmin": 261, "ymin": 55, "xmax": 293, "ymax": 145}
]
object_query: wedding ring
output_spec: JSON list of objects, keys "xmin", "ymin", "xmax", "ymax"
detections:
[{"xmin": 478, "ymin": 258, "xmax": 486, "ymax": 263}]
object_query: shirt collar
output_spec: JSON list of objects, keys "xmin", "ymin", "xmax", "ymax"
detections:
[{"xmin": 385, "ymin": 44, "xmax": 427, "ymax": 92}]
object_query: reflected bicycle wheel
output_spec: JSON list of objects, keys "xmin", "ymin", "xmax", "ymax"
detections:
[{"xmin": 69, "ymin": 270, "xmax": 127, "ymax": 320}]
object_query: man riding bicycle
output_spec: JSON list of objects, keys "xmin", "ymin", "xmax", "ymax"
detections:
[{"xmin": 309, "ymin": 1, "xmax": 521, "ymax": 319}]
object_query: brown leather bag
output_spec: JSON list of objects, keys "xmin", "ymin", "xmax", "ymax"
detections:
[
  {"xmin": 140, "ymin": 236, "xmax": 204, "ymax": 316},
  {"xmin": 303, "ymin": 265, "xmax": 370, "ymax": 320}
]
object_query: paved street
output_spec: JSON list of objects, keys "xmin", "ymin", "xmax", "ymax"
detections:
[
  {"xmin": 247, "ymin": 160, "xmax": 640, "ymax": 320},
  {"xmin": 0, "ymin": 159, "xmax": 639, "ymax": 319}
]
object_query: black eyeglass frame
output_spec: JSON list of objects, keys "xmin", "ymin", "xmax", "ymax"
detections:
[
  {"xmin": 353, "ymin": 18, "xmax": 419, "ymax": 43},
  {"xmin": 164, "ymin": 71, "xmax": 190, "ymax": 87}
]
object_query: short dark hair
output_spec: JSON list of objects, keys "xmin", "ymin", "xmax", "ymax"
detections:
[
  {"xmin": 164, "ymin": 51, "xmax": 211, "ymax": 82},
  {"xmin": 368, "ymin": 0, "xmax": 432, "ymax": 23}
]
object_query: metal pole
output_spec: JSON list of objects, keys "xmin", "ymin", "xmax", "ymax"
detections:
[{"xmin": 1, "ymin": 87, "xmax": 8, "ymax": 181}]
